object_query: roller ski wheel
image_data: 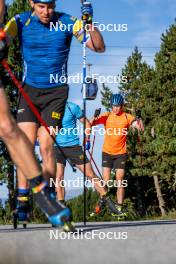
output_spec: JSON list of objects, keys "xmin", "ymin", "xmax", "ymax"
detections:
[
  {"xmin": 23, "ymin": 223, "xmax": 27, "ymax": 229},
  {"xmin": 63, "ymin": 221, "xmax": 75, "ymax": 233},
  {"xmin": 12, "ymin": 211, "xmax": 18, "ymax": 229},
  {"xmin": 89, "ymin": 206, "xmax": 105, "ymax": 217},
  {"xmin": 112, "ymin": 214, "xmax": 127, "ymax": 221},
  {"xmin": 52, "ymin": 220, "xmax": 75, "ymax": 233},
  {"xmin": 50, "ymin": 209, "xmax": 75, "ymax": 232},
  {"xmin": 12, "ymin": 210, "xmax": 29, "ymax": 229}
]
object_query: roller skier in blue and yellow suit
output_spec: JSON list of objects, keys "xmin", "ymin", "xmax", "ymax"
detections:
[
  {"xmin": 0, "ymin": 0, "xmax": 77, "ymax": 230},
  {"xmin": 0, "ymin": 0, "xmax": 105, "ymax": 224}
]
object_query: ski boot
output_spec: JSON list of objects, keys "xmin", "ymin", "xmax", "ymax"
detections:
[
  {"xmin": 52, "ymin": 200, "xmax": 74, "ymax": 228},
  {"xmin": 89, "ymin": 196, "xmax": 106, "ymax": 217},
  {"xmin": 13, "ymin": 189, "xmax": 31, "ymax": 229},
  {"xmin": 101, "ymin": 194, "xmax": 128, "ymax": 220},
  {"xmin": 30, "ymin": 175, "xmax": 75, "ymax": 232}
]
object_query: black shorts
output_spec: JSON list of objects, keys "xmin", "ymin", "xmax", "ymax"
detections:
[
  {"xmin": 16, "ymin": 84, "xmax": 69, "ymax": 128},
  {"xmin": 102, "ymin": 152, "xmax": 128, "ymax": 170},
  {"xmin": 55, "ymin": 145, "xmax": 89, "ymax": 166}
]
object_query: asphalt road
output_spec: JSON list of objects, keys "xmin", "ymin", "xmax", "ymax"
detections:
[{"xmin": 0, "ymin": 220, "xmax": 175, "ymax": 264}]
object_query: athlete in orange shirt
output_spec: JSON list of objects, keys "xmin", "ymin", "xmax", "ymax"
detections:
[{"xmin": 91, "ymin": 93, "xmax": 144, "ymax": 217}]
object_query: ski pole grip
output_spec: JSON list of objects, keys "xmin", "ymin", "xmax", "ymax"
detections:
[
  {"xmin": 94, "ymin": 108, "xmax": 101, "ymax": 118},
  {"xmin": 136, "ymin": 109, "xmax": 142, "ymax": 119}
]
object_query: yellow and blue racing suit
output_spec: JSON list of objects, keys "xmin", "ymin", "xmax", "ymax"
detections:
[{"xmin": 4, "ymin": 11, "xmax": 90, "ymax": 89}]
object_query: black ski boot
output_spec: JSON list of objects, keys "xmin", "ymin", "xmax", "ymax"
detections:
[{"xmin": 103, "ymin": 194, "xmax": 127, "ymax": 219}]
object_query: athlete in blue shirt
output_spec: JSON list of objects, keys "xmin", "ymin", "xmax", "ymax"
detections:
[{"xmin": 54, "ymin": 102, "xmax": 124, "ymax": 217}]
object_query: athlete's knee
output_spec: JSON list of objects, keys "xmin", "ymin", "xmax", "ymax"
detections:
[
  {"xmin": 0, "ymin": 116, "xmax": 18, "ymax": 139},
  {"xmin": 56, "ymin": 172, "xmax": 64, "ymax": 182},
  {"xmin": 55, "ymin": 174, "xmax": 65, "ymax": 190},
  {"xmin": 116, "ymin": 171, "xmax": 125, "ymax": 182},
  {"xmin": 40, "ymin": 143, "xmax": 54, "ymax": 159},
  {"xmin": 86, "ymin": 167, "xmax": 96, "ymax": 179}
]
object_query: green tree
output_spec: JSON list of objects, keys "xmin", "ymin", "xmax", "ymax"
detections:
[
  {"xmin": 142, "ymin": 22, "xmax": 176, "ymax": 213},
  {"xmin": 100, "ymin": 43, "xmax": 175, "ymax": 216},
  {"xmin": 101, "ymin": 83, "xmax": 113, "ymax": 111}
]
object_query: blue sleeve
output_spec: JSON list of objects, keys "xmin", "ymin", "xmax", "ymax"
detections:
[
  {"xmin": 15, "ymin": 11, "xmax": 32, "ymax": 36},
  {"xmin": 72, "ymin": 104, "xmax": 84, "ymax": 119}
]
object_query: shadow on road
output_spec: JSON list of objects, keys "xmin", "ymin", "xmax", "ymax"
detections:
[
  {"xmin": 76, "ymin": 219, "xmax": 176, "ymax": 233},
  {"xmin": 0, "ymin": 219, "xmax": 175, "ymax": 234}
]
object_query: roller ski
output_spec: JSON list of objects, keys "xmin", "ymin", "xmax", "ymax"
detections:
[
  {"xmin": 30, "ymin": 176, "xmax": 75, "ymax": 232},
  {"xmin": 12, "ymin": 189, "xmax": 31, "ymax": 229}
]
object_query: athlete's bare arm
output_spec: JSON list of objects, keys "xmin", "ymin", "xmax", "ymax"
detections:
[
  {"xmin": 86, "ymin": 25, "xmax": 105, "ymax": 53},
  {"xmin": 131, "ymin": 119, "xmax": 144, "ymax": 133},
  {"xmin": 0, "ymin": 0, "xmax": 5, "ymax": 24}
]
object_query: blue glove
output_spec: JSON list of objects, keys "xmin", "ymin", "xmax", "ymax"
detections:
[
  {"xmin": 81, "ymin": 2, "xmax": 93, "ymax": 23},
  {"xmin": 85, "ymin": 138, "xmax": 91, "ymax": 151}
]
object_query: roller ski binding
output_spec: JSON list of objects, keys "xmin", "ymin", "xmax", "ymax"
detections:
[{"xmin": 111, "ymin": 203, "xmax": 128, "ymax": 220}]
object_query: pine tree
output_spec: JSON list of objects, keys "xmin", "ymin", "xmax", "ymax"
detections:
[
  {"xmin": 142, "ymin": 22, "xmax": 176, "ymax": 212},
  {"xmin": 72, "ymin": 33, "xmax": 176, "ymax": 218},
  {"xmin": 100, "ymin": 83, "xmax": 113, "ymax": 111}
]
